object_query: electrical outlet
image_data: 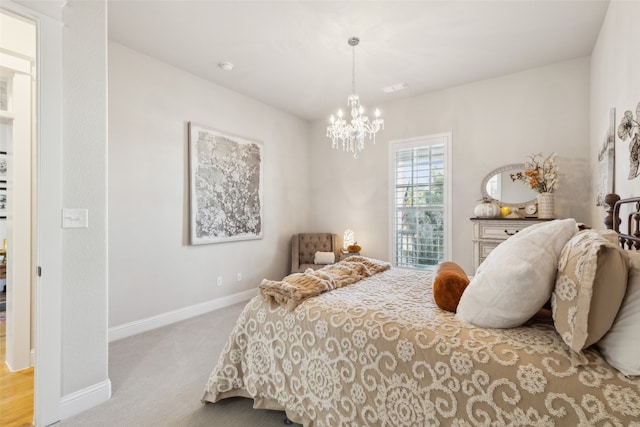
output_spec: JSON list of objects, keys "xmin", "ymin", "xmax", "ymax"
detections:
[
  {"xmin": 216, "ymin": 276, "xmax": 222, "ymax": 287},
  {"xmin": 237, "ymin": 272, "xmax": 242, "ymax": 281}
]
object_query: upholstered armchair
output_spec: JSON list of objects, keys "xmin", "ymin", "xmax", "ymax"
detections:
[{"xmin": 290, "ymin": 233, "xmax": 340, "ymax": 273}]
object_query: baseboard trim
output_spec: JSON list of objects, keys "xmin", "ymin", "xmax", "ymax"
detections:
[
  {"xmin": 108, "ymin": 289, "xmax": 257, "ymax": 342},
  {"xmin": 60, "ymin": 379, "xmax": 112, "ymax": 420}
]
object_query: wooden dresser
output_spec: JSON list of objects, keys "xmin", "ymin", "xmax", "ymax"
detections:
[{"xmin": 470, "ymin": 218, "xmax": 552, "ymax": 272}]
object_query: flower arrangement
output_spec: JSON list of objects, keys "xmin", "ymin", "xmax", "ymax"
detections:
[{"xmin": 510, "ymin": 153, "xmax": 558, "ymax": 193}]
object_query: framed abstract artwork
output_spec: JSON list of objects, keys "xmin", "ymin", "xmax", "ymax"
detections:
[
  {"xmin": 188, "ymin": 122, "xmax": 263, "ymax": 245},
  {"xmin": 596, "ymin": 108, "xmax": 615, "ymax": 206}
]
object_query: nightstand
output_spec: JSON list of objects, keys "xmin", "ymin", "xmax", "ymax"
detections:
[{"xmin": 340, "ymin": 249, "xmax": 360, "ymax": 260}]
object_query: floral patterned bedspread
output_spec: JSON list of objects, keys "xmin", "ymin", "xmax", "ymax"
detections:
[{"xmin": 202, "ymin": 267, "xmax": 640, "ymax": 426}]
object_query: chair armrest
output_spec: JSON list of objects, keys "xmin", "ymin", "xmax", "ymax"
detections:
[{"xmin": 291, "ymin": 235, "xmax": 299, "ymax": 273}]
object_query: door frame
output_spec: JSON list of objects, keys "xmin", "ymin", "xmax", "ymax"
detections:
[
  {"xmin": 34, "ymin": 10, "xmax": 63, "ymax": 426},
  {"xmin": 2, "ymin": 2, "xmax": 63, "ymax": 425}
]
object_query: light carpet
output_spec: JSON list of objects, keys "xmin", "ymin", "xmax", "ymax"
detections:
[{"xmin": 56, "ymin": 301, "xmax": 301, "ymax": 427}]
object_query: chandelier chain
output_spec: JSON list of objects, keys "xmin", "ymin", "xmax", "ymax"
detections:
[{"xmin": 352, "ymin": 43, "xmax": 356, "ymax": 95}]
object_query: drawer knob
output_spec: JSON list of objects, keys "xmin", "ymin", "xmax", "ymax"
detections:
[{"xmin": 504, "ymin": 229, "xmax": 518, "ymax": 236}]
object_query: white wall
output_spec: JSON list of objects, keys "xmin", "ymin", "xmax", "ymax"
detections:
[
  {"xmin": 60, "ymin": 0, "xmax": 109, "ymax": 398},
  {"xmin": 590, "ymin": 0, "xmax": 640, "ymax": 228},
  {"xmin": 108, "ymin": 42, "xmax": 310, "ymax": 328},
  {"xmin": 310, "ymin": 58, "xmax": 591, "ymax": 274}
]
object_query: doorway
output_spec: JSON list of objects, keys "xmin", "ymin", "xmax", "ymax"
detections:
[{"xmin": 0, "ymin": 7, "xmax": 37, "ymax": 426}]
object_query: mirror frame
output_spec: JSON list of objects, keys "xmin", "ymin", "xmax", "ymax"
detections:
[{"xmin": 481, "ymin": 163, "xmax": 537, "ymax": 208}]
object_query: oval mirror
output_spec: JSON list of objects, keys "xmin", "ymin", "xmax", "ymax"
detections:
[{"xmin": 481, "ymin": 163, "xmax": 538, "ymax": 208}]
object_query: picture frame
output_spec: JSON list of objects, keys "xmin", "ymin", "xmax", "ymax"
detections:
[
  {"xmin": 617, "ymin": 101, "xmax": 640, "ymax": 180},
  {"xmin": 0, "ymin": 152, "xmax": 6, "ymax": 181},
  {"xmin": 0, "ymin": 77, "xmax": 9, "ymax": 112},
  {"xmin": 0, "ymin": 187, "xmax": 7, "ymax": 216},
  {"xmin": 596, "ymin": 108, "xmax": 615, "ymax": 206},
  {"xmin": 188, "ymin": 122, "xmax": 263, "ymax": 245}
]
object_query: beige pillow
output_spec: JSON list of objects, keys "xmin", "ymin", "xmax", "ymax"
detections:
[
  {"xmin": 551, "ymin": 230, "xmax": 629, "ymax": 359},
  {"xmin": 598, "ymin": 251, "xmax": 640, "ymax": 376},
  {"xmin": 596, "ymin": 229, "xmax": 620, "ymax": 245}
]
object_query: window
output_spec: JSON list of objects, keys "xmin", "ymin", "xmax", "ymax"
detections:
[{"xmin": 390, "ymin": 134, "xmax": 451, "ymax": 269}]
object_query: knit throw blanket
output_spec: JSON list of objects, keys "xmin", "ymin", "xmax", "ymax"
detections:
[{"xmin": 259, "ymin": 256, "xmax": 391, "ymax": 310}]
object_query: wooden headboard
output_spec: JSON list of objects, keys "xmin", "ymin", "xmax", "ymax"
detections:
[{"xmin": 604, "ymin": 193, "xmax": 640, "ymax": 249}]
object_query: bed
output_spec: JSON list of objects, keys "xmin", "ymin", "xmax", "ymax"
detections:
[{"xmin": 202, "ymin": 194, "xmax": 640, "ymax": 426}]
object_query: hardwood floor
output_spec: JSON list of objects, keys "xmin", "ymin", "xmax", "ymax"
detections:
[{"xmin": 0, "ymin": 319, "xmax": 34, "ymax": 427}]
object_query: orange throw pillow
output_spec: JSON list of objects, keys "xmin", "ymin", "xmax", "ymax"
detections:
[{"xmin": 433, "ymin": 261, "xmax": 470, "ymax": 312}]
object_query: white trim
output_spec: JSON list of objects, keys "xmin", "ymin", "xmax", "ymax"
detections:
[
  {"xmin": 60, "ymin": 379, "xmax": 112, "ymax": 420},
  {"xmin": 388, "ymin": 132, "xmax": 453, "ymax": 266},
  {"xmin": 1, "ymin": 2, "xmax": 64, "ymax": 426},
  {"xmin": 34, "ymin": 9, "xmax": 63, "ymax": 427},
  {"xmin": 109, "ymin": 289, "xmax": 257, "ymax": 342}
]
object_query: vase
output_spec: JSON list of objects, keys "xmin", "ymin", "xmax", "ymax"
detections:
[
  {"xmin": 537, "ymin": 192, "xmax": 555, "ymax": 219},
  {"xmin": 474, "ymin": 198, "xmax": 500, "ymax": 218}
]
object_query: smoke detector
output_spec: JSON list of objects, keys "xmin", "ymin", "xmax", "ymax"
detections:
[{"xmin": 218, "ymin": 61, "xmax": 234, "ymax": 71}]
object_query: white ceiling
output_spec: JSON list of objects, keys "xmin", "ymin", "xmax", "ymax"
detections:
[{"xmin": 108, "ymin": 0, "xmax": 609, "ymax": 121}]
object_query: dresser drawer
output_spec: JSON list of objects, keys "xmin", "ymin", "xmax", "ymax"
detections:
[
  {"xmin": 474, "ymin": 220, "xmax": 533, "ymax": 241},
  {"xmin": 479, "ymin": 241, "xmax": 500, "ymax": 257}
]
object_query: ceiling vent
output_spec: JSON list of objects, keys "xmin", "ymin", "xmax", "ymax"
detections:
[{"xmin": 382, "ymin": 82, "xmax": 409, "ymax": 93}]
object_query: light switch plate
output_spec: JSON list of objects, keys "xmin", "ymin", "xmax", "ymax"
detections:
[{"xmin": 62, "ymin": 208, "xmax": 89, "ymax": 229}]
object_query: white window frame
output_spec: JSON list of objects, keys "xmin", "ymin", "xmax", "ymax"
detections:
[{"xmin": 388, "ymin": 133, "xmax": 452, "ymax": 269}]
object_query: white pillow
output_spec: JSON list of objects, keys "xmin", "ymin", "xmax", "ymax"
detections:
[
  {"xmin": 456, "ymin": 218, "xmax": 577, "ymax": 328},
  {"xmin": 314, "ymin": 251, "xmax": 335, "ymax": 265},
  {"xmin": 598, "ymin": 251, "xmax": 640, "ymax": 376}
]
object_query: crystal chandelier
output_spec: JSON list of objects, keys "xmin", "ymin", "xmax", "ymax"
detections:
[{"xmin": 326, "ymin": 37, "xmax": 384, "ymax": 159}]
